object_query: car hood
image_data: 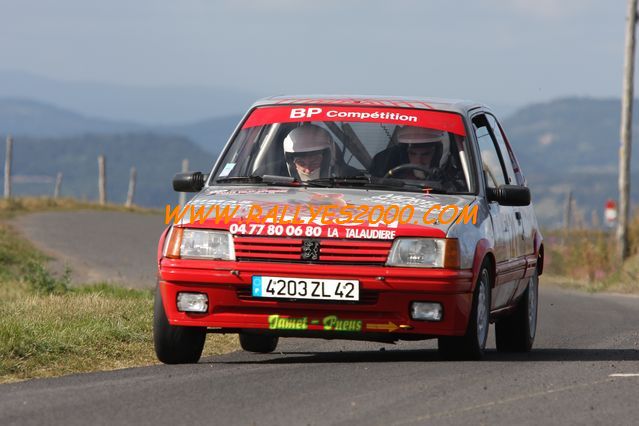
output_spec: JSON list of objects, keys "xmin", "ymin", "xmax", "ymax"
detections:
[{"xmin": 177, "ymin": 185, "xmax": 477, "ymax": 238}]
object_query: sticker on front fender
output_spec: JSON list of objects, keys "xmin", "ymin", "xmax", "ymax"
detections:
[{"xmin": 267, "ymin": 315, "xmax": 362, "ymax": 332}]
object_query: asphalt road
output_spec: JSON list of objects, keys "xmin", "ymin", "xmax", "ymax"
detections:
[
  {"xmin": 3, "ymin": 211, "xmax": 639, "ymax": 425},
  {"xmin": 11, "ymin": 210, "xmax": 166, "ymax": 288}
]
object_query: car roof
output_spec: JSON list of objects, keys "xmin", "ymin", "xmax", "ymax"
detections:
[{"xmin": 251, "ymin": 95, "xmax": 487, "ymax": 115}]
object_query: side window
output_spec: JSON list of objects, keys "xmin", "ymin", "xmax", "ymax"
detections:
[
  {"xmin": 472, "ymin": 114, "xmax": 506, "ymax": 189},
  {"xmin": 486, "ymin": 115, "xmax": 517, "ymax": 185}
]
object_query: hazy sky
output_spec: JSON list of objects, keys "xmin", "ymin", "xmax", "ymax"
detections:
[{"xmin": 0, "ymin": 0, "xmax": 629, "ymax": 108}]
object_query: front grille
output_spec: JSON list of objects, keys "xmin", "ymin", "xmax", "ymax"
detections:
[
  {"xmin": 236, "ymin": 287, "xmax": 379, "ymax": 305},
  {"xmin": 234, "ymin": 236, "xmax": 392, "ymax": 265}
]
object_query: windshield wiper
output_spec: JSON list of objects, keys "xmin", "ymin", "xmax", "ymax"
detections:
[
  {"xmin": 215, "ymin": 174, "xmax": 300, "ymax": 185},
  {"xmin": 215, "ymin": 175, "xmax": 262, "ymax": 184},
  {"xmin": 307, "ymin": 175, "xmax": 451, "ymax": 194},
  {"xmin": 306, "ymin": 175, "xmax": 402, "ymax": 188}
]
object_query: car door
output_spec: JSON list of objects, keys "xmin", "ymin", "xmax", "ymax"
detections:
[
  {"xmin": 486, "ymin": 114, "xmax": 526, "ymax": 257},
  {"xmin": 487, "ymin": 113, "xmax": 536, "ymax": 300},
  {"xmin": 472, "ymin": 113, "xmax": 521, "ymax": 309}
]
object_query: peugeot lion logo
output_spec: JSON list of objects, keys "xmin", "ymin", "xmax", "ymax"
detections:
[{"xmin": 301, "ymin": 239, "xmax": 320, "ymax": 261}]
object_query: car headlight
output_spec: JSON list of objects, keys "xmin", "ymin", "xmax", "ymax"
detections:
[
  {"xmin": 164, "ymin": 227, "xmax": 235, "ymax": 260},
  {"xmin": 386, "ymin": 238, "xmax": 459, "ymax": 268}
]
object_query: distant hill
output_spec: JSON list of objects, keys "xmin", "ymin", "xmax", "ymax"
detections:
[
  {"xmin": 0, "ymin": 70, "xmax": 260, "ymax": 125},
  {"xmin": 503, "ymin": 97, "xmax": 639, "ymax": 227},
  {"xmin": 0, "ymin": 97, "xmax": 241, "ymax": 154},
  {"xmin": 0, "ymin": 133, "xmax": 216, "ymax": 207},
  {"xmin": 0, "ymin": 98, "xmax": 142, "ymax": 137}
]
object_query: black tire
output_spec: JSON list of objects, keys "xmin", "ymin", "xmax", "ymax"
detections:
[
  {"xmin": 239, "ymin": 333, "xmax": 279, "ymax": 353},
  {"xmin": 438, "ymin": 260, "xmax": 492, "ymax": 360},
  {"xmin": 495, "ymin": 268, "xmax": 538, "ymax": 352},
  {"xmin": 153, "ymin": 286, "xmax": 206, "ymax": 364}
]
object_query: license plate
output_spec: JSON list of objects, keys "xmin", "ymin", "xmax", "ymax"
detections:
[{"xmin": 251, "ymin": 276, "xmax": 360, "ymax": 301}]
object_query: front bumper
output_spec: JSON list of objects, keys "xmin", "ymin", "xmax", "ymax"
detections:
[{"xmin": 159, "ymin": 259, "xmax": 476, "ymax": 338}]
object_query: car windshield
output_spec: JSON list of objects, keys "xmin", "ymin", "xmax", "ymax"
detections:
[{"xmin": 211, "ymin": 105, "xmax": 474, "ymax": 193}]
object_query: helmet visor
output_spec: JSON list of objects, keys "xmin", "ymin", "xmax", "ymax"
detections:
[{"xmin": 292, "ymin": 151, "xmax": 324, "ymax": 169}]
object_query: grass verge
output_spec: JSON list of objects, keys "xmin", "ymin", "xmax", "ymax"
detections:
[
  {"xmin": 0, "ymin": 196, "xmax": 159, "ymax": 220},
  {"xmin": 542, "ymin": 212, "xmax": 639, "ymax": 294},
  {"xmin": 0, "ymin": 218, "xmax": 237, "ymax": 384}
]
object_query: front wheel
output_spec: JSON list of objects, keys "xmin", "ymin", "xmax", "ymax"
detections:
[
  {"xmin": 495, "ymin": 269, "xmax": 538, "ymax": 352},
  {"xmin": 438, "ymin": 261, "xmax": 492, "ymax": 360},
  {"xmin": 153, "ymin": 286, "xmax": 206, "ymax": 364}
]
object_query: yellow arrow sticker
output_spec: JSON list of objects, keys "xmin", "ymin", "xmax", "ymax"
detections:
[{"xmin": 366, "ymin": 322, "xmax": 399, "ymax": 333}]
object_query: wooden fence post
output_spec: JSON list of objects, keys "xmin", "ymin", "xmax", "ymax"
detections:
[
  {"xmin": 125, "ymin": 167, "xmax": 137, "ymax": 208},
  {"xmin": 98, "ymin": 155, "xmax": 106, "ymax": 205},
  {"xmin": 563, "ymin": 190, "xmax": 573, "ymax": 231},
  {"xmin": 4, "ymin": 135, "xmax": 13, "ymax": 199},
  {"xmin": 53, "ymin": 172, "xmax": 63, "ymax": 198}
]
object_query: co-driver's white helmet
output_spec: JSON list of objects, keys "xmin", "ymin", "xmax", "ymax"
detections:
[{"xmin": 396, "ymin": 126, "xmax": 448, "ymax": 167}]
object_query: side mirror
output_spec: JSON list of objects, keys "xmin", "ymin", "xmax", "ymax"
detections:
[
  {"xmin": 173, "ymin": 172, "xmax": 208, "ymax": 192},
  {"xmin": 486, "ymin": 185, "xmax": 531, "ymax": 206}
]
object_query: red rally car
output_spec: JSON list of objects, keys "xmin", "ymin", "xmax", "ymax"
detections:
[{"xmin": 154, "ymin": 96, "xmax": 543, "ymax": 363}]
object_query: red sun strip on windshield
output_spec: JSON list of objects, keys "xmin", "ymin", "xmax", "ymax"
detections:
[{"xmin": 242, "ymin": 106, "xmax": 466, "ymax": 136}]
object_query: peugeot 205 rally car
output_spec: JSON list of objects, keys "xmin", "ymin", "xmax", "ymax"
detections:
[{"xmin": 154, "ymin": 96, "xmax": 543, "ymax": 363}]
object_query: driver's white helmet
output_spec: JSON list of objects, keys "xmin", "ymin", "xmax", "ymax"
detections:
[{"xmin": 283, "ymin": 124, "xmax": 335, "ymax": 180}]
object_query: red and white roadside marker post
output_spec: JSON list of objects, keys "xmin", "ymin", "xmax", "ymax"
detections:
[{"xmin": 605, "ymin": 199, "xmax": 618, "ymax": 228}]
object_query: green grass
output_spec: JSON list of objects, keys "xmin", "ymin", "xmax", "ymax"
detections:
[
  {"xmin": 0, "ymin": 205, "xmax": 237, "ymax": 384},
  {"xmin": 0, "ymin": 285, "xmax": 154, "ymax": 381},
  {"xmin": 0, "ymin": 222, "xmax": 46, "ymax": 281}
]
